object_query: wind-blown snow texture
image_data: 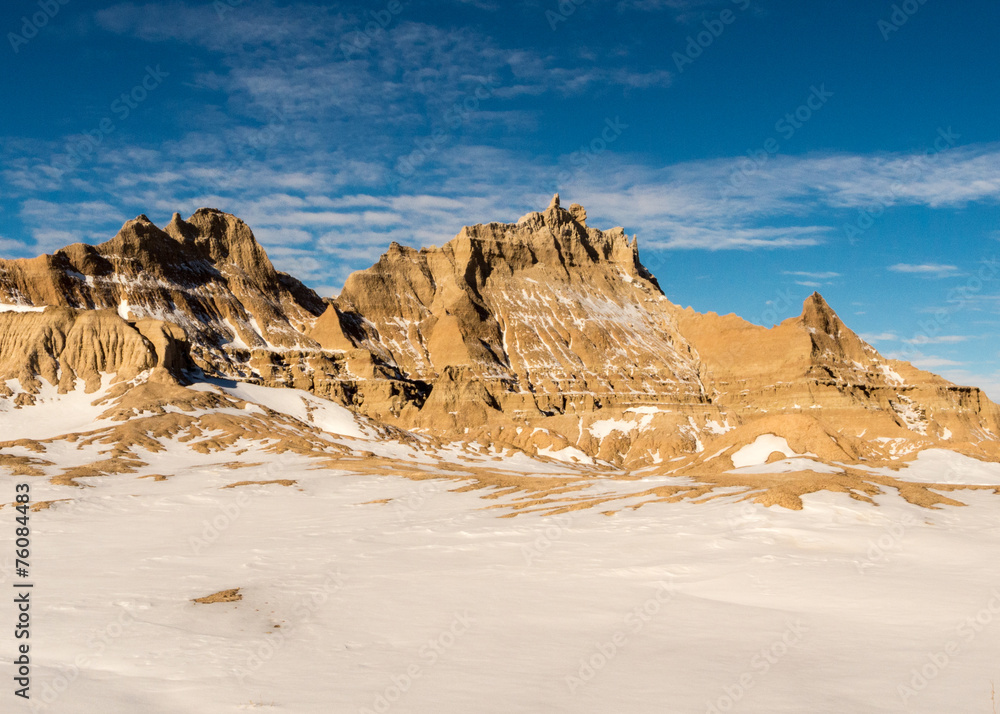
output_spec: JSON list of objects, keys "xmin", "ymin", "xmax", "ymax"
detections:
[{"xmin": 1, "ymin": 385, "xmax": 999, "ymax": 713}]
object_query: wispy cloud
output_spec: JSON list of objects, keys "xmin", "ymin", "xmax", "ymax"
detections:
[
  {"xmin": 95, "ymin": 2, "xmax": 669, "ymax": 124},
  {"xmin": 0, "ymin": 237, "xmax": 33, "ymax": 258},
  {"xmin": 783, "ymin": 270, "xmax": 841, "ymax": 279},
  {"xmin": 902, "ymin": 334, "xmax": 969, "ymax": 345},
  {"xmin": 910, "ymin": 356, "xmax": 964, "ymax": 369},
  {"xmin": 888, "ymin": 263, "xmax": 962, "ymax": 277},
  {"xmin": 18, "ymin": 200, "xmax": 127, "ymax": 254},
  {"xmin": 784, "ymin": 270, "xmax": 839, "ymax": 288},
  {"xmin": 616, "ymin": 0, "xmax": 742, "ymax": 18},
  {"xmin": 1, "ymin": 1, "xmax": 996, "ymax": 294},
  {"xmin": 861, "ymin": 332, "xmax": 899, "ymax": 342}
]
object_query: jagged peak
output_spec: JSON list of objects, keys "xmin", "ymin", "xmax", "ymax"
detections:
[
  {"xmin": 799, "ymin": 292, "xmax": 841, "ymax": 330},
  {"xmin": 165, "ymin": 212, "xmax": 197, "ymax": 244},
  {"xmin": 473, "ymin": 199, "xmax": 637, "ymax": 264},
  {"xmin": 39, "ymin": 209, "xmax": 287, "ymax": 297},
  {"xmin": 113, "ymin": 214, "xmax": 163, "ymax": 241},
  {"xmin": 541, "ymin": 194, "xmax": 586, "ymax": 226},
  {"xmin": 346, "ymin": 196, "xmax": 664, "ymax": 308},
  {"xmin": 112, "ymin": 215, "xmax": 173, "ymax": 249},
  {"xmin": 181, "ymin": 209, "xmax": 273, "ymax": 267},
  {"xmin": 794, "ymin": 291, "xmax": 881, "ymax": 365}
]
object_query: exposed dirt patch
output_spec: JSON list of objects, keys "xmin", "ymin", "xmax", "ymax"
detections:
[
  {"xmin": 0, "ymin": 453, "xmax": 53, "ymax": 477},
  {"xmin": 31, "ymin": 499, "xmax": 71, "ymax": 511},
  {"xmin": 193, "ymin": 588, "xmax": 242, "ymax": 604},
  {"xmin": 222, "ymin": 479, "xmax": 297, "ymax": 489},
  {"xmin": 138, "ymin": 474, "xmax": 170, "ymax": 482}
]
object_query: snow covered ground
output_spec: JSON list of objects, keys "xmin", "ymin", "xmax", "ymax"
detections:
[
  {"xmin": 1, "ymin": 448, "xmax": 999, "ymax": 714},
  {"xmin": 0, "ymin": 377, "xmax": 120, "ymax": 442},
  {"xmin": 1, "ymin": 380, "xmax": 998, "ymax": 712}
]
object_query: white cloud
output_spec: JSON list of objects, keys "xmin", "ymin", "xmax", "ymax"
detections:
[
  {"xmin": 251, "ymin": 227, "xmax": 315, "ymax": 247},
  {"xmin": 861, "ymin": 332, "xmax": 899, "ymax": 342},
  {"xmin": 9, "ymin": 133, "xmax": 1000, "ymax": 293},
  {"xmin": 17, "ymin": 200, "xmax": 128, "ymax": 254},
  {"xmin": 889, "ymin": 263, "xmax": 962, "ymax": 277},
  {"xmin": 616, "ymin": 0, "xmax": 733, "ymax": 14},
  {"xmin": 783, "ymin": 271, "xmax": 841, "ymax": 279},
  {"xmin": 5, "ymin": 3, "xmax": 999, "ymax": 294},
  {"xmin": 902, "ymin": 335, "xmax": 969, "ymax": 345},
  {"xmin": 0, "ymin": 237, "xmax": 34, "ymax": 258},
  {"xmin": 908, "ymin": 356, "xmax": 964, "ymax": 369},
  {"xmin": 95, "ymin": 2, "xmax": 670, "ymax": 129},
  {"xmin": 29, "ymin": 230, "xmax": 84, "ymax": 255}
]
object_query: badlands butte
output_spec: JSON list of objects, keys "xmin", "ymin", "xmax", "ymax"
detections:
[{"xmin": 0, "ymin": 194, "xmax": 998, "ymax": 512}]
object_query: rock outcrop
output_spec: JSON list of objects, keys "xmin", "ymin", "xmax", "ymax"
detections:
[
  {"xmin": 333, "ymin": 193, "xmax": 705, "ymax": 424},
  {"xmin": 0, "ymin": 209, "xmax": 325, "ymax": 373},
  {"xmin": 1, "ymin": 197, "xmax": 998, "ymax": 470}
]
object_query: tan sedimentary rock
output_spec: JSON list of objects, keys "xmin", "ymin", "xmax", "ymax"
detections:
[
  {"xmin": 0, "ymin": 197, "xmax": 997, "ymax": 479},
  {"xmin": 0, "ymin": 309, "xmax": 156, "ymax": 393},
  {"xmin": 672, "ymin": 292, "xmax": 1000, "ymax": 463},
  {"xmin": 333, "ymin": 194, "xmax": 705, "ymax": 426},
  {"xmin": 0, "ymin": 209, "xmax": 326, "ymax": 376}
]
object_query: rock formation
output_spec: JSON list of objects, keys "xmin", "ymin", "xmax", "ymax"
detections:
[
  {"xmin": 0, "ymin": 210, "xmax": 325, "ymax": 372},
  {"xmin": 1, "ymin": 197, "xmax": 998, "ymax": 475}
]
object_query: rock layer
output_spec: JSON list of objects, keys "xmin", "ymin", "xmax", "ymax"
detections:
[{"xmin": 1, "ymin": 197, "xmax": 998, "ymax": 469}]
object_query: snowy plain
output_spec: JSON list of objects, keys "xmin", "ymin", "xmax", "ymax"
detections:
[{"xmin": 0, "ymin": 387, "xmax": 998, "ymax": 713}]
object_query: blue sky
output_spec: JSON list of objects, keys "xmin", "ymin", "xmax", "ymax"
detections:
[{"xmin": 2, "ymin": 0, "xmax": 999, "ymax": 396}]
